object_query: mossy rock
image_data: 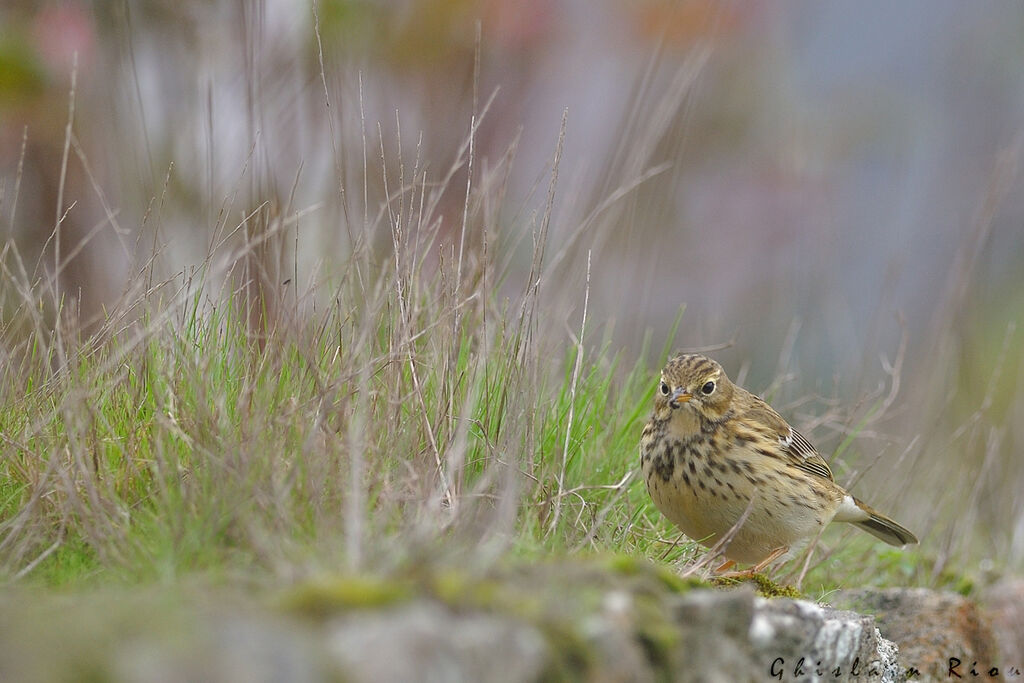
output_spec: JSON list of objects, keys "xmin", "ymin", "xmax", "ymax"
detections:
[
  {"xmin": 278, "ymin": 575, "xmax": 414, "ymax": 619},
  {"xmin": 712, "ymin": 572, "xmax": 803, "ymax": 598}
]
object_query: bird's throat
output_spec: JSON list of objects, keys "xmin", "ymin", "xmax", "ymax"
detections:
[{"xmin": 666, "ymin": 405, "xmax": 703, "ymax": 440}]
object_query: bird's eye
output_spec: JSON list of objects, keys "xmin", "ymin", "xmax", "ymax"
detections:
[
  {"xmin": 701, "ymin": 380, "xmax": 716, "ymax": 395},
  {"xmin": 660, "ymin": 381, "xmax": 670, "ymax": 396}
]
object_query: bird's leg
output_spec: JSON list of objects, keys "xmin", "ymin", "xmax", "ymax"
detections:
[
  {"xmin": 715, "ymin": 546, "xmax": 788, "ymax": 578},
  {"xmin": 750, "ymin": 546, "xmax": 788, "ymax": 573},
  {"xmin": 713, "ymin": 559, "xmax": 736, "ymax": 574}
]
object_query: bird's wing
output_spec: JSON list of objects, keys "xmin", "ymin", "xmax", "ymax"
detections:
[
  {"xmin": 782, "ymin": 426, "xmax": 834, "ymax": 482},
  {"xmin": 742, "ymin": 395, "xmax": 835, "ymax": 482}
]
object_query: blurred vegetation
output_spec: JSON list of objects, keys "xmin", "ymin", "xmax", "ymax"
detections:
[{"xmin": 0, "ymin": 0, "xmax": 1021, "ymax": 600}]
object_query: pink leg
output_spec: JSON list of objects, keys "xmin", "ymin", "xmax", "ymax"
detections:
[
  {"xmin": 713, "ymin": 559, "xmax": 736, "ymax": 574},
  {"xmin": 716, "ymin": 546, "xmax": 788, "ymax": 578}
]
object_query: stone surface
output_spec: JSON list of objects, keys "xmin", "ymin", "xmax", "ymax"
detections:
[
  {"xmin": 6, "ymin": 569, "xmax": 1013, "ymax": 682},
  {"xmin": 664, "ymin": 588, "xmax": 903, "ymax": 683},
  {"xmin": 580, "ymin": 589, "xmax": 660, "ymax": 683},
  {"xmin": 748, "ymin": 596, "xmax": 904, "ymax": 682},
  {"xmin": 669, "ymin": 588, "xmax": 759, "ymax": 682},
  {"xmin": 319, "ymin": 585, "xmax": 903, "ymax": 683},
  {"xmin": 325, "ymin": 601, "xmax": 549, "ymax": 683},
  {"xmin": 112, "ymin": 615, "xmax": 325, "ymax": 683},
  {"xmin": 981, "ymin": 578, "xmax": 1024, "ymax": 662},
  {"xmin": 834, "ymin": 588, "xmax": 999, "ymax": 681},
  {"xmin": 0, "ymin": 593, "xmax": 330, "ymax": 683}
]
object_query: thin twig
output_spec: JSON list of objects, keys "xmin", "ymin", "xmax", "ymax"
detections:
[
  {"xmin": 680, "ymin": 494, "xmax": 758, "ymax": 579},
  {"xmin": 549, "ymin": 250, "xmax": 591, "ymax": 533}
]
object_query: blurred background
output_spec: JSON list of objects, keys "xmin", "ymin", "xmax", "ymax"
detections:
[{"xmin": 1, "ymin": 1, "xmax": 1023, "ymax": 572}]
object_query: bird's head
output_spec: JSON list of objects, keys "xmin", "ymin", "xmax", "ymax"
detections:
[{"xmin": 654, "ymin": 352, "xmax": 734, "ymax": 421}]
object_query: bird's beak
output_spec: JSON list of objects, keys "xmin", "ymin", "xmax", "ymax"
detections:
[{"xmin": 669, "ymin": 388, "xmax": 691, "ymax": 409}]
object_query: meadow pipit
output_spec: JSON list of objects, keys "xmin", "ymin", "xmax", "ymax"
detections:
[{"xmin": 641, "ymin": 353, "xmax": 917, "ymax": 573}]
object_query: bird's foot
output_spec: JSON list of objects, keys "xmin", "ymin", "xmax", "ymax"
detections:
[{"xmin": 714, "ymin": 546, "xmax": 788, "ymax": 578}]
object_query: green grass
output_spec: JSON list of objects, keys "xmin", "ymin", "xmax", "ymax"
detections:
[
  {"xmin": 0, "ymin": 209, "xmax": 680, "ymax": 587},
  {"xmin": 0, "ymin": 228, "xmax": 974, "ymax": 594},
  {"xmin": 0, "ymin": 90, "xmax": 989, "ymax": 599}
]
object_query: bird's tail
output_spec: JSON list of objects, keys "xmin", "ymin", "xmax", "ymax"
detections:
[{"xmin": 848, "ymin": 496, "xmax": 918, "ymax": 547}]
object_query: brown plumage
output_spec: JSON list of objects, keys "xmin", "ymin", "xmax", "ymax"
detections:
[{"xmin": 640, "ymin": 353, "xmax": 917, "ymax": 570}]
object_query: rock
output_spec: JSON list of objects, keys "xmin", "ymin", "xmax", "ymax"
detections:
[
  {"xmin": 981, "ymin": 578, "xmax": 1024, "ymax": 662},
  {"xmin": 324, "ymin": 600, "xmax": 549, "ymax": 683},
  {"xmin": 317, "ymin": 585, "xmax": 903, "ymax": 683},
  {"xmin": 669, "ymin": 588, "xmax": 759, "ymax": 681},
  {"xmin": 749, "ymin": 595, "xmax": 904, "ymax": 683},
  {"xmin": 665, "ymin": 588, "xmax": 903, "ymax": 682},
  {"xmin": 112, "ymin": 615, "xmax": 325, "ymax": 683},
  {"xmin": 834, "ymin": 588, "xmax": 998, "ymax": 681},
  {"xmin": 580, "ymin": 589, "xmax": 660, "ymax": 683},
  {"xmin": 0, "ymin": 593, "xmax": 331, "ymax": 683},
  {"xmin": 9, "ymin": 566, "xmax": 1009, "ymax": 682}
]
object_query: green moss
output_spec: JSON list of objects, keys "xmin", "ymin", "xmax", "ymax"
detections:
[
  {"xmin": 278, "ymin": 575, "xmax": 414, "ymax": 619},
  {"xmin": 535, "ymin": 617, "xmax": 598, "ymax": 682},
  {"xmin": 428, "ymin": 570, "xmax": 548, "ymax": 618},
  {"xmin": 603, "ymin": 554, "xmax": 707, "ymax": 594},
  {"xmin": 712, "ymin": 573, "xmax": 803, "ymax": 599},
  {"xmin": 629, "ymin": 589, "xmax": 683, "ymax": 673}
]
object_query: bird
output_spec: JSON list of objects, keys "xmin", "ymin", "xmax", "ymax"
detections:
[{"xmin": 640, "ymin": 352, "xmax": 917, "ymax": 574}]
